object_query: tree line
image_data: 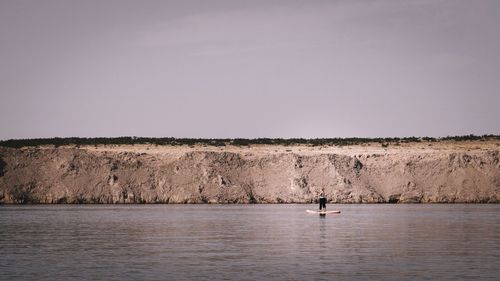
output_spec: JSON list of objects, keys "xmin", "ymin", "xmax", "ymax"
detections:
[{"xmin": 0, "ymin": 135, "xmax": 498, "ymax": 148}]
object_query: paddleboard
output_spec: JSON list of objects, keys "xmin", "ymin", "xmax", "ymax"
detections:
[{"xmin": 306, "ymin": 210, "xmax": 341, "ymax": 215}]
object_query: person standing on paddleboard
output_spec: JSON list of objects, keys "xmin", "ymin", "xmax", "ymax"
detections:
[{"xmin": 319, "ymin": 192, "xmax": 327, "ymax": 211}]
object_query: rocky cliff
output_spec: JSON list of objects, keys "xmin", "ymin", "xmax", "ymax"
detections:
[{"xmin": 0, "ymin": 142, "xmax": 499, "ymax": 203}]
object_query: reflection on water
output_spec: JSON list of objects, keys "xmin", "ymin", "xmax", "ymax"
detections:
[{"xmin": 0, "ymin": 204, "xmax": 499, "ymax": 281}]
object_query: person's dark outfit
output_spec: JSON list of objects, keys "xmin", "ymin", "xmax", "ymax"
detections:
[{"xmin": 319, "ymin": 196, "xmax": 327, "ymax": 210}]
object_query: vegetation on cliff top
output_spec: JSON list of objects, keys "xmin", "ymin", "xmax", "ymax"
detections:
[{"xmin": 0, "ymin": 135, "xmax": 498, "ymax": 148}]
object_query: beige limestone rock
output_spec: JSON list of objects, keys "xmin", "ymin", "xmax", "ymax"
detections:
[{"xmin": 0, "ymin": 141, "xmax": 499, "ymax": 203}]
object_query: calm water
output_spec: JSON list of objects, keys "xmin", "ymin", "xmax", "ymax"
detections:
[{"xmin": 0, "ymin": 204, "xmax": 499, "ymax": 281}]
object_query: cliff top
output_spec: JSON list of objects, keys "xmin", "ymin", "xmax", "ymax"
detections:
[{"xmin": 2, "ymin": 138, "xmax": 498, "ymax": 158}]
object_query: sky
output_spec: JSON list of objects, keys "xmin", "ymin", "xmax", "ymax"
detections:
[{"xmin": 1, "ymin": 0, "xmax": 499, "ymax": 139}]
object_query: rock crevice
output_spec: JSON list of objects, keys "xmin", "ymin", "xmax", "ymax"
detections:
[{"xmin": 0, "ymin": 145, "xmax": 499, "ymax": 203}]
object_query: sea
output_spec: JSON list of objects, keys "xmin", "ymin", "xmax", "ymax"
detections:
[{"xmin": 0, "ymin": 204, "xmax": 498, "ymax": 281}]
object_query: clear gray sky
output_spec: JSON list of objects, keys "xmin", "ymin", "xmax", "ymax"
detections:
[{"xmin": 1, "ymin": 0, "xmax": 499, "ymax": 139}]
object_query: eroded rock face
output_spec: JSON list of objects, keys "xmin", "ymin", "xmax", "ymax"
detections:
[{"xmin": 0, "ymin": 145, "xmax": 499, "ymax": 203}]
